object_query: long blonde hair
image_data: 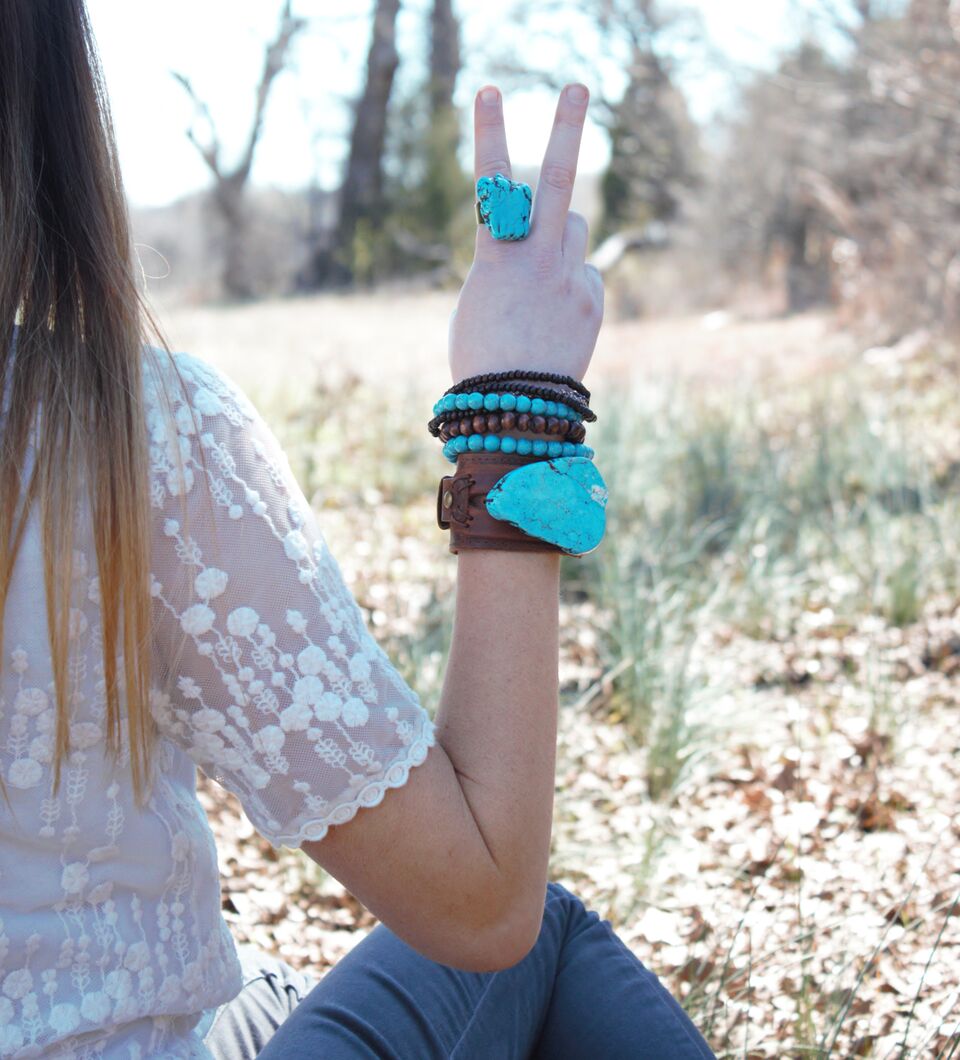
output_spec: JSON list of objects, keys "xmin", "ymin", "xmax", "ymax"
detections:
[{"xmin": 0, "ymin": 0, "xmax": 201, "ymax": 808}]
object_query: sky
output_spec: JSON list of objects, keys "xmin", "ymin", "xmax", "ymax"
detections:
[{"xmin": 85, "ymin": 0, "xmax": 807, "ymax": 210}]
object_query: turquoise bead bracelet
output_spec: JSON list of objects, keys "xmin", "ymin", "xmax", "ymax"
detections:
[
  {"xmin": 442, "ymin": 433, "xmax": 595, "ymax": 463},
  {"xmin": 432, "ymin": 391, "xmax": 583, "ymax": 421}
]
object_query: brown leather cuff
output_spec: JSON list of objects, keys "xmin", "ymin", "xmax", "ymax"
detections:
[{"xmin": 436, "ymin": 451, "xmax": 563, "ymax": 555}]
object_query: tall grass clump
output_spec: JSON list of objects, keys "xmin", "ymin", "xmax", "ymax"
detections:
[{"xmin": 575, "ymin": 363, "xmax": 950, "ymax": 802}]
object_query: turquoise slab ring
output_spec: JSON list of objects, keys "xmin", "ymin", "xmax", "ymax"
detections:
[
  {"xmin": 484, "ymin": 456, "xmax": 608, "ymax": 556},
  {"xmin": 476, "ymin": 172, "xmax": 533, "ymax": 241}
]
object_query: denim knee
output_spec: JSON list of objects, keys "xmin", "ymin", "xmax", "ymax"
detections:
[{"xmin": 545, "ymin": 880, "xmax": 584, "ymax": 908}]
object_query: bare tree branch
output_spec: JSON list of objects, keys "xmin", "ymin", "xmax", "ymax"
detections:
[{"xmin": 169, "ymin": 1, "xmax": 308, "ymax": 300}]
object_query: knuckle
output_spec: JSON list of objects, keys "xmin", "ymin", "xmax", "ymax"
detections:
[
  {"xmin": 541, "ymin": 162, "xmax": 574, "ymax": 192},
  {"xmin": 580, "ymin": 271, "xmax": 603, "ymax": 315},
  {"xmin": 477, "ymin": 157, "xmax": 510, "ymax": 178},
  {"xmin": 556, "ymin": 109, "xmax": 585, "ymax": 130}
]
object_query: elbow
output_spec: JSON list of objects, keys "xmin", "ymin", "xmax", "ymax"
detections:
[{"xmin": 465, "ymin": 890, "xmax": 545, "ymax": 973}]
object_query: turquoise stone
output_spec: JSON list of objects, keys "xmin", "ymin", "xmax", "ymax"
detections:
[
  {"xmin": 485, "ymin": 457, "xmax": 608, "ymax": 556},
  {"xmin": 476, "ymin": 172, "xmax": 533, "ymax": 241},
  {"xmin": 516, "ymin": 395, "xmax": 531, "ymax": 413},
  {"xmin": 455, "ymin": 393, "xmax": 469, "ymax": 410},
  {"xmin": 483, "ymin": 393, "xmax": 499, "ymax": 411}
]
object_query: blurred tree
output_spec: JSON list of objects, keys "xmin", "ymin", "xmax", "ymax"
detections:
[
  {"xmin": 380, "ymin": 0, "xmax": 473, "ymax": 284},
  {"xmin": 702, "ymin": 40, "xmax": 844, "ymax": 314},
  {"xmin": 297, "ymin": 0, "xmax": 403, "ymax": 290},
  {"xmin": 597, "ymin": 57, "xmax": 698, "ymax": 245},
  {"xmin": 702, "ymin": 0, "xmax": 960, "ymax": 331},
  {"xmin": 172, "ymin": 1, "xmax": 306, "ymax": 302},
  {"xmin": 836, "ymin": 0, "xmax": 960, "ymax": 331}
]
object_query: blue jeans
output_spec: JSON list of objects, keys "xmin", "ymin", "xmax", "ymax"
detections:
[{"xmin": 202, "ymin": 881, "xmax": 716, "ymax": 1059}]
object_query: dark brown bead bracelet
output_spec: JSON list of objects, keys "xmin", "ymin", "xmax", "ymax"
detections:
[
  {"xmin": 438, "ymin": 410, "xmax": 587, "ymax": 444},
  {"xmin": 447, "ymin": 369, "xmax": 590, "ymax": 403}
]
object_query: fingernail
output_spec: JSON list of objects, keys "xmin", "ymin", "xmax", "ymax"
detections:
[
  {"xmin": 480, "ymin": 87, "xmax": 499, "ymax": 104},
  {"xmin": 566, "ymin": 84, "xmax": 587, "ymax": 103}
]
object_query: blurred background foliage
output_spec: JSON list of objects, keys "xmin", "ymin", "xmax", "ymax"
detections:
[{"xmin": 144, "ymin": 0, "xmax": 960, "ymax": 345}]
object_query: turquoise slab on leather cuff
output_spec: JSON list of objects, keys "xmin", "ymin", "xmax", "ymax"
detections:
[{"xmin": 484, "ymin": 456, "xmax": 608, "ymax": 556}]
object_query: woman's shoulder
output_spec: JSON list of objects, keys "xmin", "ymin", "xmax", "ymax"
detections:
[{"xmin": 141, "ymin": 345, "xmax": 261, "ymax": 426}]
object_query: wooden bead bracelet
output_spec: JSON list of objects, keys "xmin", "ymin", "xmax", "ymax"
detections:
[{"xmin": 438, "ymin": 410, "xmax": 587, "ymax": 444}]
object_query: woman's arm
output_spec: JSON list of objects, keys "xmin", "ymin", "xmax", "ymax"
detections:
[
  {"xmin": 300, "ymin": 487, "xmax": 562, "ymax": 974},
  {"xmin": 435, "ymin": 548, "xmax": 562, "ymax": 950},
  {"xmin": 301, "ymin": 79, "xmax": 599, "ymax": 973}
]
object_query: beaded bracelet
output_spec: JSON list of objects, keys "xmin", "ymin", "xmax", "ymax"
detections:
[
  {"xmin": 447, "ymin": 369, "xmax": 590, "ymax": 403},
  {"xmin": 469, "ymin": 381, "xmax": 596, "ymax": 421},
  {"xmin": 439, "ymin": 411, "xmax": 587, "ymax": 444},
  {"xmin": 434, "ymin": 381, "xmax": 589, "ymax": 417},
  {"xmin": 432, "ymin": 391, "xmax": 583, "ymax": 419},
  {"xmin": 429, "ymin": 389, "xmax": 592, "ymax": 437},
  {"xmin": 442, "ymin": 432, "xmax": 595, "ymax": 463}
]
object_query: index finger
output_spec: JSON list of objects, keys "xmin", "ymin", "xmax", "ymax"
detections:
[
  {"xmin": 530, "ymin": 83, "xmax": 589, "ymax": 249},
  {"xmin": 473, "ymin": 85, "xmax": 512, "ymax": 186}
]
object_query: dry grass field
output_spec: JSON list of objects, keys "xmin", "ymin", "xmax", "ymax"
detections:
[{"xmin": 149, "ymin": 287, "xmax": 960, "ymax": 1058}]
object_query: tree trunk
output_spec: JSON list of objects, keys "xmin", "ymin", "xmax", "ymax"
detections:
[
  {"xmin": 429, "ymin": 0, "xmax": 459, "ymax": 115},
  {"xmin": 423, "ymin": 0, "xmax": 465, "ymax": 246},
  {"xmin": 214, "ymin": 176, "xmax": 255, "ymax": 302},
  {"xmin": 303, "ymin": 0, "xmax": 401, "ymax": 289},
  {"xmin": 172, "ymin": 1, "xmax": 306, "ymax": 302}
]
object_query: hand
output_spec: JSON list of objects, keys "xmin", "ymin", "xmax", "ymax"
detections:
[{"xmin": 448, "ymin": 83, "xmax": 604, "ymax": 387}]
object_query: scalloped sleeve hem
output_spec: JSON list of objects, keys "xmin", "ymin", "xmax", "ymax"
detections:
[{"xmin": 265, "ymin": 712, "xmax": 437, "ymax": 849}]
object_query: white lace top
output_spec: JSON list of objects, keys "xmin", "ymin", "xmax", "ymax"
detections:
[{"xmin": 0, "ymin": 335, "xmax": 437, "ymax": 1058}]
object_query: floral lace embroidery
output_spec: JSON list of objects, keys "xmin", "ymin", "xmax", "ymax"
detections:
[
  {"xmin": 0, "ymin": 348, "xmax": 436, "ymax": 1056},
  {"xmin": 144, "ymin": 349, "xmax": 437, "ymax": 846}
]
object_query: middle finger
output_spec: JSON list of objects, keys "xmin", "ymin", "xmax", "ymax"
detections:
[
  {"xmin": 530, "ymin": 84, "xmax": 589, "ymax": 250},
  {"xmin": 473, "ymin": 86, "xmax": 512, "ymax": 186}
]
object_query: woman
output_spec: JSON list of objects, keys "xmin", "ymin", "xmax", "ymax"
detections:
[{"xmin": 0, "ymin": 2, "xmax": 716, "ymax": 1057}]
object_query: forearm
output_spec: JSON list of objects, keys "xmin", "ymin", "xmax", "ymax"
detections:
[{"xmin": 434, "ymin": 545, "xmax": 561, "ymax": 937}]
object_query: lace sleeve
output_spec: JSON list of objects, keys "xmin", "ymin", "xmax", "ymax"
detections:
[{"xmin": 143, "ymin": 349, "xmax": 437, "ymax": 849}]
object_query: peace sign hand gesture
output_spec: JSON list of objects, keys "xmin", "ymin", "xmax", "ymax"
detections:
[{"xmin": 448, "ymin": 83, "xmax": 604, "ymax": 387}]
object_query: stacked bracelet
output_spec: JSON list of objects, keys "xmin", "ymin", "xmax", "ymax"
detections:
[
  {"xmin": 442, "ymin": 433, "xmax": 595, "ymax": 463},
  {"xmin": 439, "ymin": 411, "xmax": 587, "ymax": 444},
  {"xmin": 470, "ymin": 380, "xmax": 594, "ymax": 419},
  {"xmin": 432, "ymin": 370, "xmax": 606, "ymax": 556},
  {"xmin": 446, "ymin": 369, "xmax": 591, "ymax": 402},
  {"xmin": 447, "ymin": 381, "xmax": 595, "ymax": 421},
  {"xmin": 429, "ymin": 390, "xmax": 591, "ymax": 438}
]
